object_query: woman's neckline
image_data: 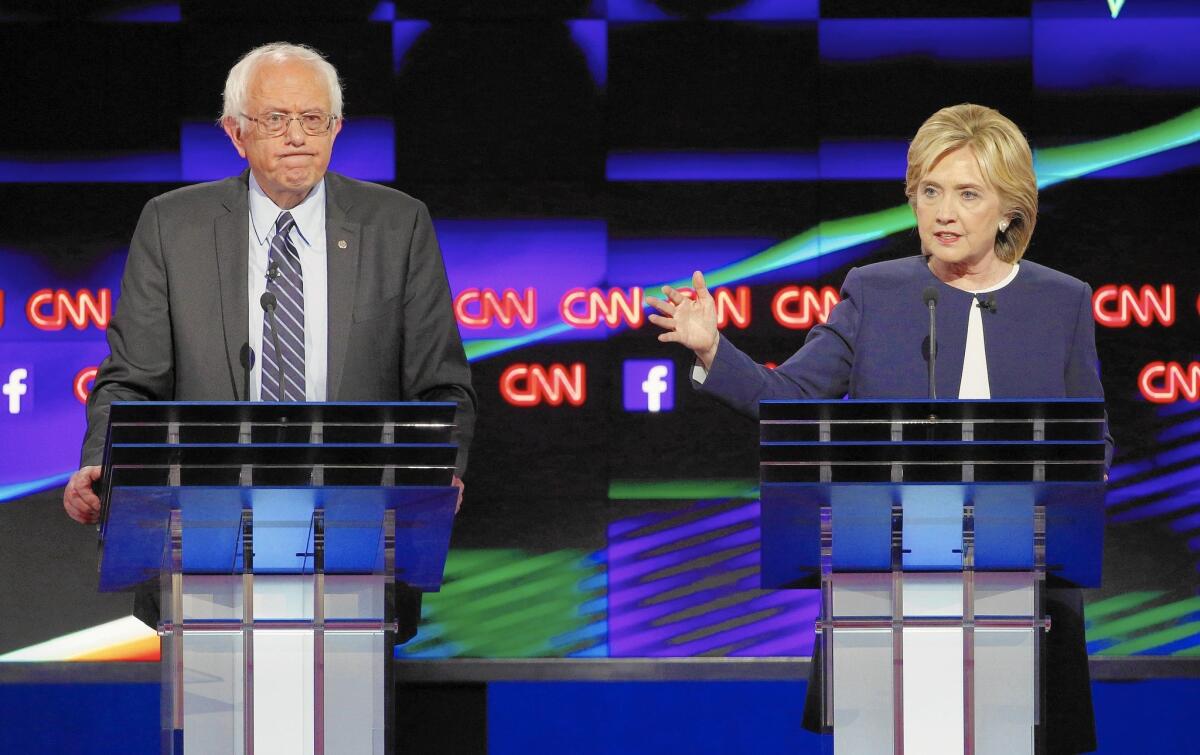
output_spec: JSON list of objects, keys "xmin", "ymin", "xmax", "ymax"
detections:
[{"xmin": 923, "ymin": 255, "xmax": 1020, "ymax": 294}]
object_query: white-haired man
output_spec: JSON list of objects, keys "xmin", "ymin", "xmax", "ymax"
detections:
[{"xmin": 61, "ymin": 42, "xmax": 475, "ymax": 638}]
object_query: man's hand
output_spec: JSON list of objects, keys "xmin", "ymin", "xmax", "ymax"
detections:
[
  {"xmin": 63, "ymin": 465, "xmax": 103, "ymax": 525},
  {"xmin": 452, "ymin": 475, "xmax": 465, "ymax": 514},
  {"xmin": 647, "ymin": 270, "xmax": 720, "ymax": 370}
]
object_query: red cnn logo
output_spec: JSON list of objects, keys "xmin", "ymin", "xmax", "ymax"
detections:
[
  {"xmin": 772, "ymin": 286, "xmax": 840, "ymax": 329},
  {"xmin": 499, "ymin": 363, "xmax": 586, "ymax": 407},
  {"xmin": 1139, "ymin": 361, "xmax": 1200, "ymax": 403},
  {"xmin": 454, "ymin": 288, "xmax": 537, "ymax": 329},
  {"xmin": 74, "ymin": 367, "xmax": 98, "ymax": 404},
  {"xmin": 561, "ymin": 288, "xmax": 644, "ymax": 329},
  {"xmin": 26, "ymin": 289, "xmax": 112, "ymax": 331},
  {"xmin": 1093, "ymin": 284, "xmax": 1175, "ymax": 328}
]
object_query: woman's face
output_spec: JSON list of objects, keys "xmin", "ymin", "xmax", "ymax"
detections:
[{"xmin": 914, "ymin": 145, "xmax": 1008, "ymax": 270}]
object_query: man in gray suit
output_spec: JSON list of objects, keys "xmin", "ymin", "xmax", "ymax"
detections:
[{"xmin": 61, "ymin": 43, "xmax": 475, "ymax": 633}]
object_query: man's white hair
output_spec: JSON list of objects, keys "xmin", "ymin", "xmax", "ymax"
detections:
[{"xmin": 221, "ymin": 42, "xmax": 343, "ymax": 125}]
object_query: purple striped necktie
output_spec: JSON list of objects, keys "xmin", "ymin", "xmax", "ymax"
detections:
[{"xmin": 261, "ymin": 212, "xmax": 306, "ymax": 402}]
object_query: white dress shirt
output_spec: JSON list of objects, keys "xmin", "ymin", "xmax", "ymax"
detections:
[{"xmin": 247, "ymin": 173, "xmax": 329, "ymax": 401}]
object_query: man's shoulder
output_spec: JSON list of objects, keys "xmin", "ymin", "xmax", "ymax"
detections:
[
  {"xmin": 324, "ymin": 172, "xmax": 426, "ymax": 215},
  {"xmin": 145, "ymin": 174, "xmax": 246, "ymax": 217}
]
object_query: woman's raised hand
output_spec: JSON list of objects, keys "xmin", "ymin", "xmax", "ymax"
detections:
[{"xmin": 647, "ymin": 270, "xmax": 720, "ymax": 370}]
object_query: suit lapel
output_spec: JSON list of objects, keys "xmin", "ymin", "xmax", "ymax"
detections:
[
  {"xmin": 215, "ymin": 173, "xmax": 250, "ymax": 400},
  {"xmin": 324, "ymin": 173, "xmax": 361, "ymax": 401}
]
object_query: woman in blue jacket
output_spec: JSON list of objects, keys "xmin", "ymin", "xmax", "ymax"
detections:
[{"xmin": 649, "ymin": 103, "xmax": 1104, "ymax": 754}]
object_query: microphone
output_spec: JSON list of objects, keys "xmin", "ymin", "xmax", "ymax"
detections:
[
  {"xmin": 975, "ymin": 294, "xmax": 997, "ymax": 314},
  {"xmin": 260, "ymin": 292, "xmax": 283, "ymax": 401},
  {"xmin": 922, "ymin": 286, "xmax": 939, "ymax": 400},
  {"xmin": 266, "ymin": 258, "xmax": 280, "ymax": 281},
  {"xmin": 239, "ymin": 343, "xmax": 255, "ymax": 402}
]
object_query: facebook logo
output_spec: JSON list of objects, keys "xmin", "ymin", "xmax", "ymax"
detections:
[
  {"xmin": 3, "ymin": 368, "xmax": 30, "ymax": 414},
  {"xmin": 623, "ymin": 360, "xmax": 674, "ymax": 413}
]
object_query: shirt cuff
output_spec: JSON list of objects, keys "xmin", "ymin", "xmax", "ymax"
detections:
[{"xmin": 691, "ymin": 361, "xmax": 709, "ymax": 385}]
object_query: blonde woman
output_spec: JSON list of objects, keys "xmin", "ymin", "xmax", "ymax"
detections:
[{"xmin": 650, "ymin": 103, "xmax": 1105, "ymax": 753}]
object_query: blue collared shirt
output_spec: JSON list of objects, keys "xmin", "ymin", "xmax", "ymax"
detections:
[{"xmin": 247, "ymin": 173, "xmax": 329, "ymax": 401}]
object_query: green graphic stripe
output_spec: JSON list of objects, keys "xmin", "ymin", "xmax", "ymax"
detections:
[
  {"xmin": 1095, "ymin": 621, "xmax": 1200, "ymax": 656},
  {"xmin": 1035, "ymin": 108, "xmax": 1200, "ymax": 188},
  {"xmin": 464, "ymin": 108, "xmax": 1200, "ymax": 363},
  {"xmin": 1085, "ymin": 596, "xmax": 1200, "ymax": 642},
  {"xmin": 608, "ymin": 479, "xmax": 760, "ymax": 500},
  {"xmin": 398, "ymin": 548, "xmax": 604, "ymax": 659},
  {"xmin": 1084, "ymin": 591, "xmax": 1167, "ymax": 623}
]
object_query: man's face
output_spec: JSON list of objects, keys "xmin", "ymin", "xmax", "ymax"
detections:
[{"xmin": 223, "ymin": 59, "xmax": 341, "ymax": 208}]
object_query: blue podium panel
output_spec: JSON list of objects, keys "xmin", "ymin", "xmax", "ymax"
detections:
[
  {"xmin": 99, "ymin": 486, "xmax": 458, "ymax": 592},
  {"xmin": 900, "ymin": 486, "xmax": 965, "ymax": 570},
  {"xmin": 830, "ymin": 485, "xmax": 893, "ymax": 572},
  {"xmin": 760, "ymin": 482, "xmax": 1105, "ymax": 588}
]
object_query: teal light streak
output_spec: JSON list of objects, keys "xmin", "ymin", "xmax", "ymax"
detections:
[
  {"xmin": 0, "ymin": 471, "xmax": 72, "ymax": 502},
  {"xmin": 464, "ymin": 108, "xmax": 1200, "ymax": 363},
  {"xmin": 1035, "ymin": 108, "xmax": 1200, "ymax": 188}
]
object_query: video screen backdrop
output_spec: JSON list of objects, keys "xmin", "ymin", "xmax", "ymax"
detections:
[{"xmin": 1, "ymin": 0, "xmax": 1199, "ymax": 661}]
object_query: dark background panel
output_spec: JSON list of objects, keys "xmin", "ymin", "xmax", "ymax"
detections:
[
  {"xmin": 395, "ymin": 0, "xmax": 598, "ymax": 19},
  {"xmin": 0, "ymin": 24, "xmax": 181, "ymax": 152},
  {"xmin": 820, "ymin": 0, "xmax": 1032, "ymax": 17},
  {"xmin": 394, "ymin": 21, "xmax": 604, "ymax": 182},
  {"xmin": 0, "ymin": 185, "xmax": 170, "ymax": 266},
  {"xmin": 0, "ymin": 1, "xmax": 174, "ymax": 19},
  {"xmin": 181, "ymin": 0, "xmax": 380, "ymax": 21},
  {"xmin": 818, "ymin": 57, "xmax": 1033, "ymax": 140},
  {"xmin": 608, "ymin": 182, "xmax": 819, "ymax": 238},
  {"xmin": 608, "ymin": 22, "xmax": 817, "ymax": 150}
]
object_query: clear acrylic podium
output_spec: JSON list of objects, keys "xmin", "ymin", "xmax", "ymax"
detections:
[
  {"xmin": 97, "ymin": 401, "xmax": 461, "ymax": 755},
  {"xmin": 758, "ymin": 399, "xmax": 1106, "ymax": 755}
]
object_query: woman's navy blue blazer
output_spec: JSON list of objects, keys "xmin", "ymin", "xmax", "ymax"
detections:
[{"xmin": 697, "ymin": 254, "xmax": 1106, "ymax": 753}]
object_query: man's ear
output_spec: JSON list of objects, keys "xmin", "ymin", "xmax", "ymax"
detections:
[{"xmin": 222, "ymin": 116, "xmax": 248, "ymax": 159}]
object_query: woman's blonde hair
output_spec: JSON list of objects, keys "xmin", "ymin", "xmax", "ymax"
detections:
[{"xmin": 905, "ymin": 104, "xmax": 1038, "ymax": 263}]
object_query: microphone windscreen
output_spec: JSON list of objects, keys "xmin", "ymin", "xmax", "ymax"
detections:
[
  {"xmin": 260, "ymin": 291, "xmax": 277, "ymax": 311},
  {"xmin": 922, "ymin": 286, "xmax": 939, "ymax": 307}
]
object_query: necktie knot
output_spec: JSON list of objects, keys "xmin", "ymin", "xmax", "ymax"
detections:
[{"xmin": 275, "ymin": 211, "xmax": 296, "ymax": 238}]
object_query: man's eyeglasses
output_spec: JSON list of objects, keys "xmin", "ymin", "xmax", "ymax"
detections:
[{"xmin": 242, "ymin": 111, "xmax": 338, "ymax": 137}]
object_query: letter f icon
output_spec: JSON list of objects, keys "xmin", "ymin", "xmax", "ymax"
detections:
[{"xmin": 3, "ymin": 368, "xmax": 28, "ymax": 414}]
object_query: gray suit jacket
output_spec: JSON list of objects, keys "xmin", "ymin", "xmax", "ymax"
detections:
[{"xmin": 82, "ymin": 170, "xmax": 476, "ymax": 473}]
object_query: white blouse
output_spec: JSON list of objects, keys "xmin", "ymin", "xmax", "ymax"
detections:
[{"xmin": 957, "ymin": 264, "xmax": 1020, "ymax": 399}]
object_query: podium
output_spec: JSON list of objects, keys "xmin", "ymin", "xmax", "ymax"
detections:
[
  {"xmin": 97, "ymin": 401, "xmax": 461, "ymax": 755},
  {"xmin": 758, "ymin": 399, "xmax": 1106, "ymax": 755}
]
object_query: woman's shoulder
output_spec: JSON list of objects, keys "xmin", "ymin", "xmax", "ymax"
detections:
[
  {"xmin": 1015, "ymin": 259, "xmax": 1092, "ymax": 296},
  {"xmin": 844, "ymin": 255, "xmax": 931, "ymax": 289}
]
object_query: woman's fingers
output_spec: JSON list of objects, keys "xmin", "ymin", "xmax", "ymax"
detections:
[
  {"xmin": 646, "ymin": 296, "xmax": 675, "ymax": 316},
  {"xmin": 647, "ymin": 313, "xmax": 676, "ymax": 331}
]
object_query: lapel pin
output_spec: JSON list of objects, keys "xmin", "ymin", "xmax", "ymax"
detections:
[{"xmin": 337, "ymin": 240, "xmax": 348, "ymax": 249}]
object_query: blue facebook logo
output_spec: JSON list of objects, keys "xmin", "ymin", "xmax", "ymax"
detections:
[{"xmin": 623, "ymin": 360, "xmax": 674, "ymax": 413}]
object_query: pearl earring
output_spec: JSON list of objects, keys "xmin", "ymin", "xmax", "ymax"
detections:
[{"xmin": 999, "ymin": 221, "xmax": 1009, "ymax": 233}]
